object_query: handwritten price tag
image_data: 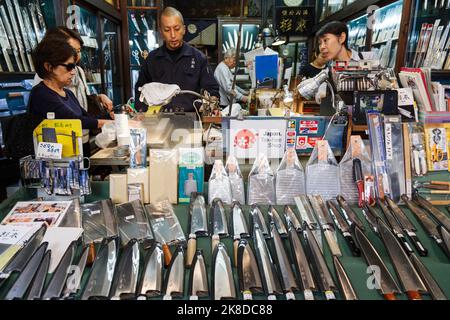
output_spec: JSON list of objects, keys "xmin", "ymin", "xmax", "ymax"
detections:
[{"xmin": 36, "ymin": 142, "xmax": 63, "ymax": 160}]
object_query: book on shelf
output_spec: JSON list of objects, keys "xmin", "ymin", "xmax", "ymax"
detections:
[{"xmin": 399, "ymin": 67, "xmax": 435, "ymax": 112}]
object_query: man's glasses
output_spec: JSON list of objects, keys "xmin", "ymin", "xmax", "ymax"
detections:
[{"xmin": 57, "ymin": 63, "xmax": 77, "ymax": 72}]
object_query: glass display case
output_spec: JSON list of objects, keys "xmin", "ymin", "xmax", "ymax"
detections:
[
  {"xmin": 347, "ymin": 14, "xmax": 368, "ymax": 52},
  {"xmin": 318, "ymin": 0, "xmax": 345, "ymax": 22},
  {"xmin": 102, "ymin": 17, "xmax": 123, "ymax": 105}
]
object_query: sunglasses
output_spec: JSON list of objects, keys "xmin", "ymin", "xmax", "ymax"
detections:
[{"xmin": 57, "ymin": 63, "xmax": 77, "ymax": 72}]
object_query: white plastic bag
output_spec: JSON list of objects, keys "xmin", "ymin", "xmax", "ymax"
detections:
[
  {"xmin": 248, "ymin": 154, "xmax": 275, "ymax": 205},
  {"xmin": 276, "ymin": 148, "xmax": 305, "ymax": 205},
  {"xmin": 95, "ymin": 122, "xmax": 116, "ymax": 149},
  {"xmin": 225, "ymin": 155, "xmax": 245, "ymax": 204},
  {"xmin": 208, "ymin": 160, "xmax": 232, "ymax": 204}
]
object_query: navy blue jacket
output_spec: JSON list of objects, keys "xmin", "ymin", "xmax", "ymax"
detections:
[
  {"xmin": 134, "ymin": 43, "xmax": 219, "ymax": 112},
  {"xmin": 29, "ymin": 82, "xmax": 98, "ymax": 129}
]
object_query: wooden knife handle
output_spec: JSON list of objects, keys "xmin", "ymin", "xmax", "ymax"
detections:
[
  {"xmin": 406, "ymin": 291, "xmax": 422, "ymax": 300},
  {"xmin": 186, "ymin": 236, "xmax": 196, "ymax": 268},
  {"xmin": 233, "ymin": 239, "xmax": 239, "ymax": 268},
  {"xmin": 211, "ymin": 234, "xmax": 220, "ymax": 253},
  {"xmin": 86, "ymin": 243, "xmax": 96, "ymax": 267},
  {"xmin": 162, "ymin": 244, "xmax": 172, "ymax": 267},
  {"xmin": 356, "ymin": 180, "xmax": 365, "ymax": 208},
  {"xmin": 383, "ymin": 293, "xmax": 397, "ymax": 300},
  {"xmin": 324, "ymin": 229, "xmax": 341, "ymax": 257}
]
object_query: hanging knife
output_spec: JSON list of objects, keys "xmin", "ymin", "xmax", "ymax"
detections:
[
  {"xmin": 253, "ymin": 225, "xmax": 282, "ymax": 300},
  {"xmin": 41, "ymin": 241, "xmax": 77, "ymax": 300},
  {"xmin": 287, "ymin": 220, "xmax": 317, "ymax": 300},
  {"xmin": 4, "ymin": 242, "xmax": 48, "ymax": 300},
  {"xmin": 232, "ymin": 201, "xmax": 249, "ymax": 268},
  {"xmin": 0, "ymin": 5, "xmax": 23, "ymax": 71},
  {"xmin": 109, "ymin": 239, "xmax": 140, "ymax": 300},
  {"xmin": 212, "ymin": 242, "xmax": 236, "ymax": 300},
  {"xmin": 353, "ymin": 225, "xmax": 401, "ymax": 300},
  {"xmin": 34, "ymin": 0, "xmax": 46, "ymax": 34},
  {"xmin": 377, "ymin": 218, "xmax": 427, "ymax": 300},
  {"xmin": 385, "ymin": 196, "xmax": 428, "ymax": 256},
  {"xmin": 140, "ymin": 12, "xmax": 151, "ymax": 34},
  {"xmin": 5, "ymin": 0, "xmax": 29, "ymax": 71},
  {"xmin": 62, "ymin": 246, "xmax": 89, "ymax": 299},
  {"xmin": 409, "ymin": 253, "xmax": 447, "ymax": 300},
  {"xmin": 81, "ymin": 237, "xmax": 119, "ymax": 300},
  {"xmin": 162, "ymin": 245, "xmax": 184, "ymax": 300},
  {"xmin": 333, "ymin": 256, "xmax": 358, "ymax": 300},
  {"xmin": 361, "ymin": 204, "xmax": 383, "ymax": 233},
  {"xmin": 303, "ymin": 225, "xmax": 337, "ymax": 300},
  {"xmin": 186, "ymin": 193, "xmax": 208, "ymax": 268},
  {"xmin": 130, "ymin": 12, "xmax": 141, "ymax": 34},
  {"xmin": 28, "ymin": 5, "xmax": 42, "ymax": 42},
  {"xmin": 377, "ymin": 198, "xmax": 414, "ymax": 255},
  {"xmin": 210, "ymin": 198, "xmax": 229, "ymax": 252},
  {"xmin": 0, "ymin": 15, "xmax": 13, "ymax": 71},
  {"xmin": 438, "ymin": 225, "xmax": 450, "ymax": 258},
  {"xmin": 137, "ymin": 243, "xmax": 164, "ymax": 299},
  {"xmin": 237, "ymin": 239, "xmax": 263, "ymax": 300},
  {"xmin": 13, "ymin": 0, "xmax": 34, "ymax": 71},
  {"xmin": 412, "ymin": 192, "xmax": 450, "ymax": 231},
  {"xmin": 294, "ymin": 195, "xmax": 322, "ymax": 249},
  {"xmin": 401, "ymin": 194, "xmax": 448, "ymax": 258},
  {"xmin": 327, "ymin": 200, "xmax": 361, "ymax": 256},
  {"xmin": 284, "ymin": 206, "xmax": 302, "ymax": 232},
  {"xmin": 336, "ymin": 195, "xmax": 366, "ymax": 230},
  {"xmin": 269, "ymin": 222, "xmax": 298, "ymax": 300},
  {"xmin": 268, "ymin": 206, "xmax": 287, "ymax": 238},
  {"xmin": 24, "ymin": 250, "xmax": 51, "ymax": 300},
  {"xmin": 250, "ymin": 204, "xmax": 269, "ymax": 238},
  {"xmin": 309, "ymin": 195, "xmax": 342, "ymax": 257},
  {"xmin": 353, "ymin": 159, "xmax": 365, "ymax": 207},
  {"xmin": 188, "ymin": 250, "xmax": 209, "ymax": 300},
  {"xmin": 21, "ymin": 7, "xmax": 37, "ymax": 51}
]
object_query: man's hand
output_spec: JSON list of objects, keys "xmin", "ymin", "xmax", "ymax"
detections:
[
  {"xmin": 241, "ymin": 96, "xmax": 248, "ymax": 103},
  {"xmin": 98, "ymin": 94, "xmax": 113, "ymax": 112}
]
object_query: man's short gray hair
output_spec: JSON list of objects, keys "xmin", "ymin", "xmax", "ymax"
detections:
[
  {"xmin": 160, "ymin": 7, "xmax": 184, "ymax": 25},
  {"xmin": 224, "ymin": 48, "xmax": 236, "ymax": 59}
]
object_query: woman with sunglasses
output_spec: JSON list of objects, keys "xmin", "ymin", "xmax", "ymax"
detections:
[{"xmin": 29, "ymin": 38, "xmax": 113, "ymax": 134}]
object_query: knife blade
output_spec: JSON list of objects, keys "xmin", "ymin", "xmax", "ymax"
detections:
[
  {"xmin": 385, "ymin": 196, "xmax": 428, "ymax": 256},
  {"xmin": 353, "ymin": 158, "xmax": 365, "ymax": 208},
  {"xmin": 189, "ymin": 250, "xmax": 209, "ymax": 300},
  {"xmin": 253, "ymin": 225, "xmax": 282, "ymax": 300},
  {"xmin": 438, "ymin": 225, "xmax": 450, "ymax": 258},
  {"xmin": 250, "ymin": 204, "xmax": 269, "ymax": 238},
  {"xmin": 409, "ymin": 253, "xmax": 447, "ymax": 300},
  {"xmin": 186, "ymin": 193, "xmax": 208, "ymax": 268},
  {"xmin": 237, "ymin": 239, "xmax": 263, "ymax": 300},
  {"xmin": 294, "ymin": 195, "xmax": 322, "ymax": 250},
  {"xmin": 361, "ymin": 204, "xmax": 382, "ymax": 233},
  {"xmin": 41, "ymin": 241, "xmax": 77, "ymax": 300},
  {"xmin": 212, "ymin": 242, "xmax": 236, "ymax": 300},
  {"xmin": 81, "ymin": 237, "xmax": 118, "ymax": 300},
  {"xmin": 232, "ymin": 201, "xmax": 249, "ymax": 268},
  {"xmin": 137, "ymin": 242, "xmax": 164, "ymax": 299},
  {"xmin": 24, "ymin": 250, "xmax": 51, "ymax": 300},
  {"xmin": 327, "ymin": 200, "xmax": 361, "ymax": 256},
  {"xmin": 336, "ymin": 195, "xmax": 365, "ymax": 230},
  {"xmin": 353, "ymin": 225, "xmax": 401, "ymax": 300},
  {"xmin": 210, "ymin": 199, "xmax": 229, "ymax": 252},
  {"xmin": 377, "ymin": 218, "xmax": 427, "ymax": 300},
  {"xmin": 283, "ymin": 205, "xmax": 302, "ymax": 232},
  {"xmin": 268, "ymin": 206, "xmax": 287, "ymax": 238},
  {"xmin": 309, "ymin": 195, "xmax": 342, "ymax": 257},
  {"xmin": 163, "ymin": 245, "xmax": 185, "ymax": 300},
  {"xmin": 412, "ymin": 192, "xmax": 450, "ymax": 231},
  {"xmin": 333, "ymin": 256, "xmax": 358, "ymax": 300},
  {"xmin": 62, "ymin": 246, "xmax": 89, "ymax": 299},
  {"xmin": 109, "ymin": 239, "xmax": 140, "ymax": 300},
  {"xmin": 287, "ymin": 221, "xmax": 316, "ymax": 300},
  {"xmin": 377, "ymin": 198, "xmax": 414, "ymax": 255}
]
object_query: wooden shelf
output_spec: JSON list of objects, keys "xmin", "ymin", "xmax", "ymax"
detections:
[
  {"xmin": 372, "ymin": 37, "xmax": 399, "ymax": 45},
  {"xmin": 202, "ymin": 116, "xmax": 222, "ymax": 124},
  {"xmin": 431, "ymin": 70, "xmax": 450, "ymax": 76},
  {"xmin": 127, "ymin": 6, "xmax": 158, "ymax": 10}
]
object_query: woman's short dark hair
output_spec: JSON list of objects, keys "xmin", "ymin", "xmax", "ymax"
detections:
[
  {"xmin": 42, "ymin": 26, "xmax": 84, "ymax": 46},
  {"xmin": 317, "ymin": 21, "xmax": 349, "ymax": 49},
  {"xmin": 32, "ymin": 39, "xmax": 77, "ymax": 79}
]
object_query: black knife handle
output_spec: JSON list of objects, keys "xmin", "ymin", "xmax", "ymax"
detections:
[
  {"xmin": 408, "ymin": 233, "xmax": 428, "ymax": 256},
  {"xmin": 397, "ymin": 233, "xmax": 414, "ymax": 254},
  {"xmin": 343, "ymin": 232, "xmax": 361, "ymax": 257}
]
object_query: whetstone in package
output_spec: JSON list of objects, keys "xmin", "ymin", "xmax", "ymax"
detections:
[{"xmin": 149, "ymin": 149, "xmax": 178, "ymax": 204}]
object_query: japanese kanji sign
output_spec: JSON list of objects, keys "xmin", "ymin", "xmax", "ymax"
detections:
[{"xmin": 275, "ymin": 6, "xmax": 315, "ymax": 36}]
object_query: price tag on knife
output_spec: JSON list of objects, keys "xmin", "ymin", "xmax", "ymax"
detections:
[{"xmin": 36, "ymin": 142, "xmax": 62, "ymax": 160}]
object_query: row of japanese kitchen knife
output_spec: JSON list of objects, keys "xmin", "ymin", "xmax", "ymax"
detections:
[{"xmin": 0, "ymin": 192, "xmax": 448, "ymax": 300}]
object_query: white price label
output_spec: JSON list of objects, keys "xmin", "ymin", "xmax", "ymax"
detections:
[{"xmin": 36, "ymin": 142, "xmax": 63, "ymax": 160}]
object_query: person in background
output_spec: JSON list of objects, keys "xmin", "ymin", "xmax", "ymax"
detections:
[
  {"xmin": 134, "ymin": 7, "xmax": 219, "ymax": 112},
  {"xmin": 214, "ymin": 48, "xmax": 248, "ymax": 110},
  {"xmin": 299, "ymin": 48, "xmax": 329, "ymax": 80},
  {"xmin": 29, "ymin": 38, "xmax": 114, "ymax": 155}
]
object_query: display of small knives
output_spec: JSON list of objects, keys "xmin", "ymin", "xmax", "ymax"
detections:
[
  {"xmin": 41, "ymin": 241, "xmax": 77, "ymax": 300},
  {"xmin": 284, "ymin": 206, "xmax": 302, "ymax": 232},
  {"xmin": 162, "ymin": 245, "xmax": 184, "ymax": 300},
  {"xmin": 210, "ymin": 199, "xmax": 229, "ymax": 252},
  {"xmin": 377, "ymin": 198, "xmax": 414, "ymax": 255},
  {"xmin": 250, "ymin": 204, "xmax": 269, "ymax": 238},
  {"xmin": 269, "ymin": 222, "xmax": 298, "ymax": 299},
  {"xmin": 336, "ymin": 195, "xmax": 365, "ymax": 230},
  {"xmin": 253, "ymin": 225, "xmax": 282, "ymax": 300},
  {"xmin": 268, "ymin": 206, "xmax": 287, "ymax": 238},
  {"xmin": 232, "ymin": 201, "xmax": 249, "ymax": 268},
  {"xmin": 327, "ymin": 200, "xmax": 361, "ymax": 256},
  {"xmin": 353, "ymin": 158, "xmax": 365, "ymax": 208},
  {"xmin": 81, "ymin": 237, "xmax": 119, "ymax": 300},
  {"xmin": 62, "ymin": 246, "xmax": 89, "ymax": 299},
  {"xmin": 353, "ymin": 225, "xmax": 401, "ymax": 300},
  {"xmin": 409, "ymin": 253, "xmax": 447, "ymax": 300},
  {"xmin": 212, "ymin": 242, "xmax": 236, "ymax": 300},
  {"xmin": 303, "ymin": 226, "xmax": 337, "ymax": 300},
  {"xmin": 309, "ymin": 195, "xmax": 342, "ymax": 257},
  {"xmin": 385, "ymin": 196, "xmax": 428, "ymax": 256},
  {"xmin": 137, "ymin": 243, "xmax": 164, "ymax": 299},
  {"xmin": 333, "ymin": 256, "xmax": 358, "ymax": 300},
  {"xmin": 412, "ymin": 192, "xmax": 450, "ymax": 231},
  {"xmin": 237, "ymin": 239, "xmax": 263, "ymax": 300},
  {"xmin": 294, "ymin": 195, "xmax": 322, "ymax": 250},
  {"xmin": 188, "ymin": 250, "xmax": 209, "ymax": 300},
  {"xmin": 186, "ymin": 193, "xmax": 208, "ymax": 268},
  {"xmin": 287, "ymin": 220, "xmax": 316, "ymax": 300},
  {"xmin": 24, "ymin": 250, "xmax": 51, "ymax": 300},
  {"xmin": 109, "ymin": 239, "xmax": 140, "ymax": 300},
  {"xmin": 4, "ymin": 242, "xmax": 48, "ymax": 300},
  {"xmin": 377, "ymin": 218, "xmax": 427, "ymax": 300}
]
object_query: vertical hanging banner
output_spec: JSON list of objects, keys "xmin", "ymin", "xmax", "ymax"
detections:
[{"xmin": 275, "ymin": 6, "xmax": 315, "ymax": 37}]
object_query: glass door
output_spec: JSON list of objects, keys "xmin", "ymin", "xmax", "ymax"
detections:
[{"xmin": 102, "ymin": 17, "xmax": 122, "ymax": 105}]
